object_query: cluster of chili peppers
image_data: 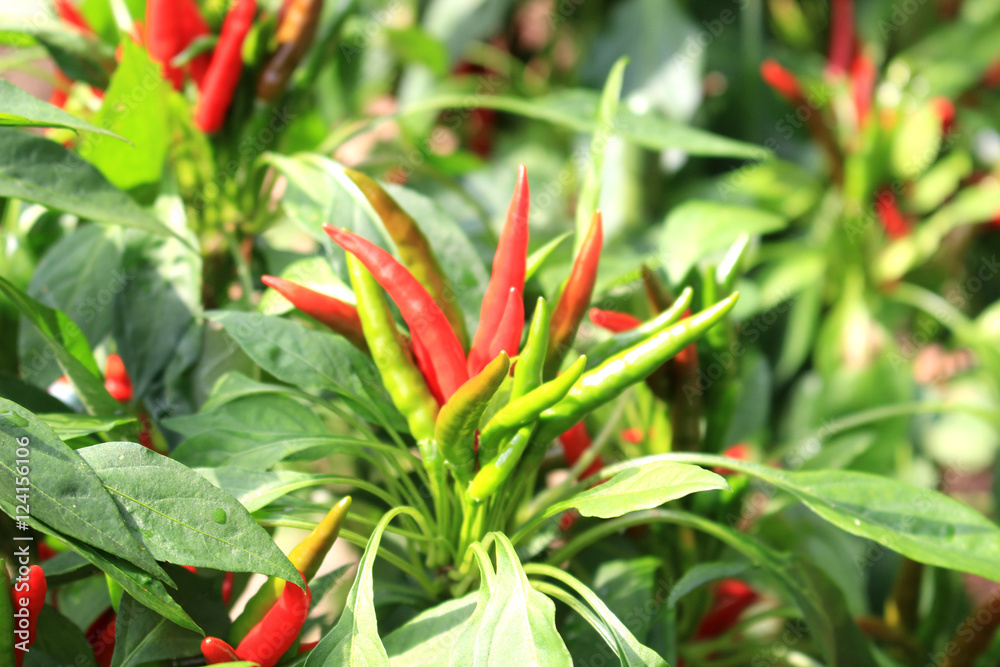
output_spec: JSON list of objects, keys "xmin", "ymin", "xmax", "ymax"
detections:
[
  {"xmin": 264, "ymin": 166, "xmax": 739, "ymax": 551},
  {"xmin": 49, "ymin": 0, "xmax": 322, "ymax": 135}
]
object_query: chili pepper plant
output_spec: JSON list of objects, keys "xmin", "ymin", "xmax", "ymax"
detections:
[{"xmin": 4, "ymin": 0, "xmax": 1000, "ymax": 665}]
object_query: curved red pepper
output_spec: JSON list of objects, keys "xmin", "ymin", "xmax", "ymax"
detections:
[
  {"xmin": 546, "ymin": 210, "xmax": 603, "ymax": 378},
  {"xmin": 558, "ymin": 421, "xmax": 603, "ymax": 479},
  {"xmin": 324, "ymin": 224, "xmax": 469, "ymax": 402},
  {"xmin": 261, "ymin": 275, "xmax": 369, "ymax": 352},
  {"xmin": 487, "ymin": 287, "xmax": 524, "ymax": 361},
  {"xmin": 589, "ymin": 308, "xmax": 642, "ymax": 333},
  {"xmin": 195, "ymin": 0, "xmax": 257, "ymax": 133},
  {"xmin": 12, "ymin": 565, "xmax": 47, "ymax": 667},
  {"xmin": 468, "ymin": 165, "xmax": 530, "ymax": 375},
  {"xmin": 236, "ymin": 580, "xmax": 311, "ymax": 667}
]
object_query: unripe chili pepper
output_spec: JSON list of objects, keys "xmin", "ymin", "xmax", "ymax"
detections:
[
  {"xmin": 230, "ymin": 497, "xmax": 351, "ymax": 644},
  {"xmin": 487, "ymin": 287, "xmax": 524, "ymax": 360},
  {"xmin": 235, "ymin": 579, "xmax": 311, "ymax": 667},
  {"xmin": 326, "ymin": 224, "xmax": 468, "ymax": 402},
  {"xmin": 201, "ymin": 636, "xmax": 240, "ymax": 663},
  {"xmin": 510, "ymin": 297, "xmax": 549, "ymax": 400},
  {"xmin": 537, "ymin": 293, "xmax": 740, "ymax": 441},
  {"xmin": 11, "ymin": 564, "xmax": 46, "ymax": 667},
  {"xmin": 435, "ymin": 352, "xmax": 510, "ymax": 486},
  {"xmin": 344, "ymin": 168, "xmax": 469, "ymax": 349},
  {"xmin": 195, "ymin": 0, "xmax": 257, "ymax": 133},
  {"xmin": 345, "ymin": 254, "xmax": 438, "ymax": 440},
  {"xmin": 584, "ymin": 286, "xmax": 693, "ymax": 370},
  {"xmin": 478, "ymin": 355, "xmax": 587, "ymax": 457},
  {"xmin": 467, "ymin": 424, "xmax": 534, "ymax": 501},
  {"xmin": 468, "ymin": 165, "xmax": 530, "ymax": 375},
  {"xmin": 558, "ymin": 421, "xmax": 603, "ymax": 479},
  {"xmin": 257, "ymin": 0, "xmax": 324, "ymax": 101},
  {"xmin": 589, "ymin": 308, "xmax": 642, "ymax": 333},
  {"xmin": 1, "ymin": 558, "xmax": 14, "ymax": 667},
  {"xmin": 545, "ymin": 210, "xmax": 603, "ymax": 379},
  {"xmin": 261, "ymin": 275, "xmax": 369, "ymax": 352}
]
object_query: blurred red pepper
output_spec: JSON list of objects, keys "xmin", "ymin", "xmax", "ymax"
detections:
[
  {"xmin": 589, "ymin": 307, "xmax": 642, "ymax": 333},
  {"xmin": 179, "ymin": 0, "xmax": 213, "ymax": 87},
  {"xmin": 760, "ymin": 59, "xmax": 803, "ymax": 103},
  {"xmin": 694, "ymin": 578, "xmax": 759, "ymax": 639},
  {"xmin": 104, "ymin": 353, "xmax": 133, "ymax": 403},
  {"xmin": 546, "ymin": 211, "xmax": 603, "ymax": 378},
  {"xmin": 261, "ymin": 275, "xmax": 369, "ymax": 352},
  {"xmin": 826, "ymin": 0, "xmax": 855, "ymax": 76},
  {"xmin": 874, "ymin": 189, "xmax": 912, "ymax": 239},
  {"xmin": 620, "ymin": 427, "xmax": 644, "ymax": 444},
  {"xmin": 195, "ymin": 0, "xmax": 257, "ymax": 133},
  {"xmin": 146, "ymin": 0, "xmax": 188, "ymax": 88},
  {"xmin": 11, "ymin": 565, "xmax": 47, "ymax": 667},
  {"xmin": 221, "ymin": 572, "xmax": 234, "ymax": 606},
  {"xmin": 468, "ymin": 165, "xmax": 530, "ymax": 375},
  {"xmin": 932, "ymin": 97, "xmax": 956, "ymax": 135},
  {"xmin": 713, "ymin": 443, "xmax": 751, "ymax": 476},
  {"xmin": 86, "ymin": 608, "xmax": 116, "ymax": 667},
  {"xmin": 850, "ymin": 53, "xmax": 876, "ymax": 125},
  {"xmin": 558, "ymin": 421, "xmax": 603, "ymax": 479}
]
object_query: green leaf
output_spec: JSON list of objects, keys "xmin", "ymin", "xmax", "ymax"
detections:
[
  {"xmin": 550, "ymin": 461, "xmax": 729, "ymax": 519},
  {"xmin": 451, "ymin": 534, "xmax": 572, "ymax": 666},
  {"xmin": 658, "ymin": 201, "xmax": 786, "ymax": 284},
  {"xmin": 2, "ymin": 20, "xmax": 115, "ymax": 88},
  {"xmin": 37, "ymin": 412, "xmax": 136, "ymax": 441},
  {"xmin": 384, "ymin": 594, "xmax": 478, "ymax": 666},
  {"xmin": 29, "ymin": 605, "xmax": 99, "ymax": 667},
  {"xmin": 0, "ymin": 371, "xmax": 71, "ymax": 413},
  {"xmin": 207, "ymin": 311, "xmax": 404, "ymax": 430},
  {"xmin": 640, "ymin": 453, "xmax": 1000, "ymax": 583},
  {"xmin": 385, "ymin": 27, "xmax": 449, "ymax": 75},
  {"xmin": 666, "ymin": 561, "xmax": 753, "ymax": 609},
  {"xmin": 77, "ymin": 442, "xmax": 302, "ymax": 584},
  {"xmin": 0, "ymin": 274, "xmax": 122, "ymax": 415},
  {"xmin": 525, "ymin": 232, "xmax": 571, "ymax": 282},
  {"xmin": 890, "ymin": 103, "xmax": 942, "ymax": 180},
  {"xmin": 110, "ymin": 593, "xmax": 203, "ymax": 666},
  {"xmin": 306, "ymin": 508, "xmax": 424, "ymax": 666},
  {"xmin": 198, "ymin": 467, "xmax": 397, "ymax": 512},
  {"xmin": 575, "ymin": 56, "xmax": 627, "ymax": 244},
  {"xmin": 201, "ymin": 371, "xmax": 304, "ymax": 412},
  {"xmin": 522, "ymin": 562, "xmax": 666, "ymax": 667},
  {"xmin": 0, "ymin": 399, "xmax": 166, "ymax": 581},
  {"xmin": 78, "ymin": 41, "xmax": 172, "ymax": 191},
  {"xmin": 0, "ymin": 79, "xmax": 125, "ymax": 139},
  {"xmin": 0, "ymin": 128, "xmax": 174, "ymax": 237}
]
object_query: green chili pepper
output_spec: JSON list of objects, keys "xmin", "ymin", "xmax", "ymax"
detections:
[
  {"xmin": 344, "ymin": 169, "xmax": 470, "ymax": 350},
  {"xmin": 467, "ymin": 424, "xmax": 534, "ymax": 502},
  {"xmin": 434, "ymin": 352, "xmax": 510, "ymax": 486},
  {"xmin": 537, "ymin": 293, "xmax": 740, "ymax": 441},
  {"xmin": 1, "ymin": 557, "xmax": 14, "ymax": 667},
  {"xmin": 230, "ymin": 497, "xmax": 350, "ymax": 644},
  {"xmin": 510, "ymin": 297, "xmax": 548, "ymax": 400},
  {"xmin": 478, "ymin": 355, "xmax": 587, "ymax": 458},
  {"xmin": 584, "ymin": 286, "xmax": 693, "ymax": 370},
  {"xmin": 346, "ymin": 254, "xmax": 438, "ymax": 442},
  {"xmin": 715, "ymin": 233, "xmax": 749, "ymax": 294}
]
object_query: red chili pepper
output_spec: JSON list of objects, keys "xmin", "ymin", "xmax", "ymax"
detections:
[
  {"xmin": 850, "ymin": 52, "xmax": 876, "ymax": 125},
  {"xmin": 85, "ymin": 608, "xmax": 116, "ymax": 667},
  {"xmin": 12, "ymin": 565, "xmax": 47, "ymax": 667},
  {"xmin": 324, "ymin": 224, "xmax": 469, "ymax": 402},
  {"xmin": 558, "ymin": 421, "xmax": 603, "ymax": 479},
  {"xmin": 54, "ymin": 0, "xmax": 93, "ymax": 33},
  {"xmin": 179, "ymin": 0, "xmax": 213, "ymax": 87},
  {"xmin": 221, "ymin": 572, "xmax": 234, "ymax": 606},
  {"xmin": 589, "ymin": 308, "xmax": 642, "ymax": 333},
  {"xmin": 874, "ymin": 189, "xmax": 912, "ymax": 239},
  {"xmin": 235, "ymin": 580, "xmax": 311, "ymax": 667},
  {"xmin": 932, "ymin": 97, "xmax": 956, "ymax": 135},
  {"xmin": 713, "ymin": 443, "xmax": 751, "ymax": 476},
  {"xmin": 694, "ymin": 579, "xmax": 759, "ymax": 639},
  {"xmin": 104, "ymin": 353, "xmax": 133, "ymax": 403},
  {"xmin": 36, "ymin": 541, "xmax": 57, "ymax": 562},
  {"xmin": 487, "ymin": 287, "xmax": 524, "ymax": 361},
  {"xmin": 620, "ymin": 427, "xmax": 644, "ymax": 444},
  {"xmin": 546, "ymin": 211, "xmax": 603, "ymax": 378},
  {"xmin": 146, "ymin": 0, "xmax": 187, "ymax": 89},
  {"xmin": 261, "ymin": 275, "xmax": 369, "ymax": 352},
  {"xmin": 760, "ymin": 59, "xmax": 803, "ymax": 103},
  {"xmin": 194, "ymin": 0, "xmax": 257, "ymax": 133},
  {"xmin": 827, "ymin": 0, "xmax": 855, "ymax": 76},
  {"xmin": 201, "ymin": 636, "xmax": 241, "ymax": 664},
  {"xmin": 468, "ymin": 165, "xmax": 530, "ymax": 375}
]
